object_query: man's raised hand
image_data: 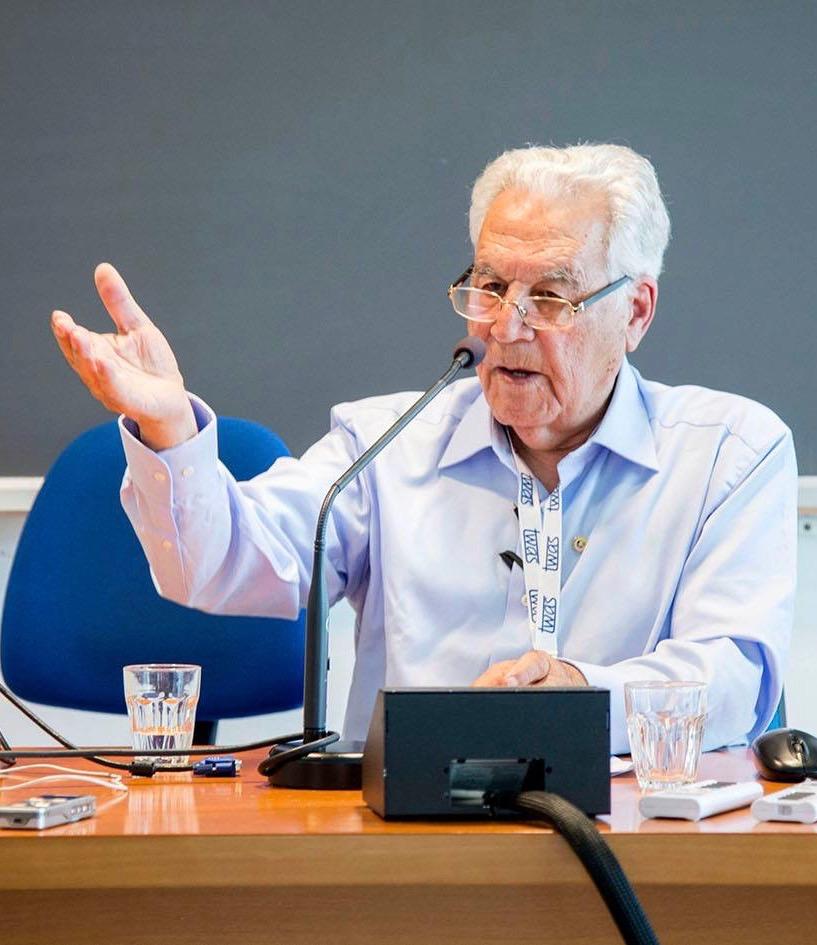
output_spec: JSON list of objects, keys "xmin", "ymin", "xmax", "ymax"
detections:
[{"xmin": 51, "ymin": 263, "xmax": 197, "ymax": 450}]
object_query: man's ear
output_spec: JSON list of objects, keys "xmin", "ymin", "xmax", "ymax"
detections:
[{"xmin": 625, "ymin": 278, "xmax": 658, "ymax": 353}]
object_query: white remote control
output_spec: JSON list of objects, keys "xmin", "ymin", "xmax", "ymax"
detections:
[
  {"xmin": 751, "ymin": 780, "xmax": 817, "ymax": 823},
  {"xmin": 638, "ymin": 780, "xmax": 763, "ymax": 821}
]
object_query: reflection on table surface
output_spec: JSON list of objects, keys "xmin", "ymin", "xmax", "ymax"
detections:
[{"xmin": 2, "ymin": 745, "xmax": 814, "ymax": 839}]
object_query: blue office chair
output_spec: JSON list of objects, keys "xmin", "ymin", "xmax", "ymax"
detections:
[{"xmin": 0, "ymin": 418, "xmax": 305, "ymax": 744}]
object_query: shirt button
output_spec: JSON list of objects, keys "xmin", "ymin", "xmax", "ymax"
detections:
[
  {"xmin": 153, "ymin": 471, "xmax": 167, "ymax": 482},
  {"xmin": 572, "ymin": 536, "xmax": 588, "ymax": 553},
  {"xmin": 161, "ymin": 540, "xmax": 172, "ymax": 551},
  {"xmin": 520, "ymin": 593, "xmax": 528, "ymax": 607},
  {"xmin": 181, "ymin": 466, "xmax": 194, "ymax": 478}
]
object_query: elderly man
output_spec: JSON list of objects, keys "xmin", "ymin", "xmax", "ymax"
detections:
[{"xmin": 51, "ymin": 144, "xmax": 797, "ymax": 753}]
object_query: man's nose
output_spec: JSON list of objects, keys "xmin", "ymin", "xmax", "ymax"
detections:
[{"xmin": 490, "ymin": 296, "xmax": 536, "ymax": 343}]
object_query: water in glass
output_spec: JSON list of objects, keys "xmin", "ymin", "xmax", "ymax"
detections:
[
  {"xmin": 627, "ymin": 709, "xmax": 705, "ymax": 790},
  {"xmin": 123, "ymin": 664, "xmax": 201, "ymax": 767}
]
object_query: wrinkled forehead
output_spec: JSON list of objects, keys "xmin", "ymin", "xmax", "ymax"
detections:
[{"xmin": 475, "ymin": 186, "xmax": 611, "ymax": 287}]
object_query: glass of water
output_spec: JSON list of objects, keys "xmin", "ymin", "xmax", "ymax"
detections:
[
  {"xmin": 624, "ymin": 681, "xmax": 706, "ymax": 791},
  {"xmin": 123, "ymin": 664, "xmax": 201, "ymax": 768}
]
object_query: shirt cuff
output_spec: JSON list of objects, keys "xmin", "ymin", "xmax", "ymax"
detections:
[
  {"xmin": 118, "ymin": 395, "xmax": 221, "ymax": 504},
  {"xmin": 562, "ymin": 659, "xmax": 632, "ymax": 755}
]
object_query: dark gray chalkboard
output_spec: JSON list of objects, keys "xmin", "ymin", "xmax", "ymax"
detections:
[{"xmin": 2, "ymin": 1, "xmax": 815, "ymax": 474}]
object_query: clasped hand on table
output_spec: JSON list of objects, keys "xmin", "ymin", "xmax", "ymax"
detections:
[{"xmin": 472, "ymin": 650, "xmax": 587, "ymax": 688}]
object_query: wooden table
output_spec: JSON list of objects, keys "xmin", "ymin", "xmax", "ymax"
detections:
[{"xmin": 1, "ymin": 747, "xmax": 814, "ymax": 945}]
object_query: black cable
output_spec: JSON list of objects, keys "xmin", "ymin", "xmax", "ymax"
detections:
[
  {"xmin": 0, "ymin": 726, "xmax": 14, "ymax": 769},
  {"xmin": 488, "ymin": 790, "xmax": 660, "ymax": 945},
  {"xmin": 0, "ymin": 679, "xmax": 338, "ymax": 775},
  {"xmin": 0, "ymin": 680, "xmax": 75, "ymax": 748},
  {"xmin": 0, "ymin": 680, "xmax": 134, "ymax": 771},
  {"xmin": 0, "ymin": 734, "xmax": 338, "ymax": 761},
  {"xmin": 257, "ymin": 736, "xmax": 339, "ymax": 777}
]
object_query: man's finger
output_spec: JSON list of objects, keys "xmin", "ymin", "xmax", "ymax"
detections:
[
  {"xmin": 51, "ymin": 311, "xmax": 79, "ymax": 369},
  {"xmin": 67, "ymin": 332, "xmax": 119, "ymax": 408},
  {"xmin": 472, "ymin": 660, "xmax": 516, "ymax": 687},
  {"xmin": 66, "ymin": 325, "xmax": 112, "ymax": 397},
  {"xmin": 504, "ymin": 651, "xmax": 551, "ymax": 687},
  {"xmin": 51, "ymin": 310, "xmax": 74, "ymax": 336},
  {"xmin": 69, "ymin": 324, "xmax": 93, "ymax": 362},
  {"xmin": 94, "ymin": 262, "xmax": 151, "ymax": 334}
]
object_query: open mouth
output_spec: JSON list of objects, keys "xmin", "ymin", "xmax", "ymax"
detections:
[{"xmin": 498, "ymin": 367, "xmax": 538, "ymax": 380}]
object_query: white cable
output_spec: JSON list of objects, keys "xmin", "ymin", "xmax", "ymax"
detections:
[
  {"xmin": 1, "ymin": 763, "xmax": 124, "ymax": 779},
  {"xmin": 0, "ymin": 774, "xmax": 129, "ymax": 792},
  {"xmin": 0, "ymin": 764, "xmax": 128, "ymax": 793}
]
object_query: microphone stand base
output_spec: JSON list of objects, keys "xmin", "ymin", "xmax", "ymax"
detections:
[{"xmin": 264, "ymin": 740, "xmax": 364, "ymax": 790}]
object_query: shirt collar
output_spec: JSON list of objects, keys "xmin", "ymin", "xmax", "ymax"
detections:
[
  {"xmin": 589, "ymin": 358, "xmax": 659, "ymax": 472},
  {"xmin": 439, "ymin": 386, "xmax": 509, "ymax": 470},
  {"xmin": 439, "ymin": 358, "xmax": 659, "ymax": 474}
]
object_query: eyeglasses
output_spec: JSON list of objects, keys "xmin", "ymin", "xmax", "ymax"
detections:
[{"xmin": 447, "ymin": 266, "xmax": 632, "ymax": 330}]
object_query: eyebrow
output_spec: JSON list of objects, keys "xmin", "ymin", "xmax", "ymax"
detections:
[{"xmin": 473, "ymin": 263, "xmax": 583, "ymax": 292}]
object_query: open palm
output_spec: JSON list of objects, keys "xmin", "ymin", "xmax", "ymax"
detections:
[{"xmin": 52, "ymin": 263, "xmax": 196, "ymax": 448}]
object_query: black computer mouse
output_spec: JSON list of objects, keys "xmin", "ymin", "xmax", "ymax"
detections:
[{"xmin": 751, "ymin": 728, "xmax": 817, "ymax": 782}]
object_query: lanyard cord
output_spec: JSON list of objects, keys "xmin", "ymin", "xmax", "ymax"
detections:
[{"xmin": 507, "ymin": 433, "xmax": 562, "ymax": 655}]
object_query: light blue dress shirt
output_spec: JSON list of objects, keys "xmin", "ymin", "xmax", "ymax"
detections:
[{"xmin": 119, "ymin": 359, "xmax": 797, "ymax": 752}]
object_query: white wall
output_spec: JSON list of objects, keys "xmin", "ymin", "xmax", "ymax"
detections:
[
  {"xmin": 788, "ymin": 482, "xmax": 817, "ymax": 730},
  {"xmin": 1, "ymin": 478, "xmax": 816, "ymax": 747}
]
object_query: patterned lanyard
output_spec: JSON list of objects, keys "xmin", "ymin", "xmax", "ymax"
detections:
[{"xmin": 507, "ymin": 434, "xmax": 562, "ymax": 654}]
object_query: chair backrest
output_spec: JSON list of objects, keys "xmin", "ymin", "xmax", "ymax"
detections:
[{"xmin": 1, "ymin": 418, "xmax": 305, "ymax": 722}]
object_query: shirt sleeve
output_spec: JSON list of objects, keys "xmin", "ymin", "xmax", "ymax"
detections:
[
  {"xmin": 566, "ymin": 427, "xmax": 798, "ymax": 755},
  {"xmin": 118, "ymin": 395, "xmax": 372, "ymax": 619}
]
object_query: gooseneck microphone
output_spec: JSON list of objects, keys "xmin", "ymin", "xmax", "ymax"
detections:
[
  {"xmin": 301, "ymin": 337, "xmax": 485, "ymax": 740},
  {"xmin": 261, "ymin": 337, "xmax": 485, "ymax": 788}
]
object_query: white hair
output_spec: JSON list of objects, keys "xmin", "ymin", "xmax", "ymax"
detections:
[{"xmin": 469, "ymin": 144, "xmax": 671, "ymax": 282}]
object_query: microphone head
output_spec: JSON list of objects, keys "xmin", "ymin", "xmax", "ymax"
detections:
[{"xmin": 452, "ymin": 336, "xmax": 486, "ymax": 368}]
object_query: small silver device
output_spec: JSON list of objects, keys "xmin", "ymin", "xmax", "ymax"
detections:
[
  {"xmin": 0, "ymin": 794, "xmax": 97, "ymax": 830},
  {"xmin": 638, "ymin": 780, "xmax": 763, "ymax": 821},
  {"xmin": 751, "ymin": 780, "xmax": 817, "ymax": 823}
]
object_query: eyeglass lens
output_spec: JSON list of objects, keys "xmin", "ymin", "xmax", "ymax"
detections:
[{"xmin": 450, "ymin": 288, "xmax": 572, "ymax": 328}]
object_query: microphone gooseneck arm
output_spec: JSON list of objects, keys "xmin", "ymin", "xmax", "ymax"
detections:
[{"xmin": 302, "ymin": 339, "xmax": 485, "ymax": 740}]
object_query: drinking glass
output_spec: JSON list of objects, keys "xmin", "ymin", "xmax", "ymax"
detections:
[
  {"xmin": 123, "ymin": 664, "xmax": 201, "ymax": 767},
  {"xmin": 624, "ymin": 681, "xmax": 706, "ymax": 791}
]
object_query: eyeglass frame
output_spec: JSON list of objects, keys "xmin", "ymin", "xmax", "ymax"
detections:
[{"xmin": 447, "ymin": 265, "xmax": 632, "ymax": 329}]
